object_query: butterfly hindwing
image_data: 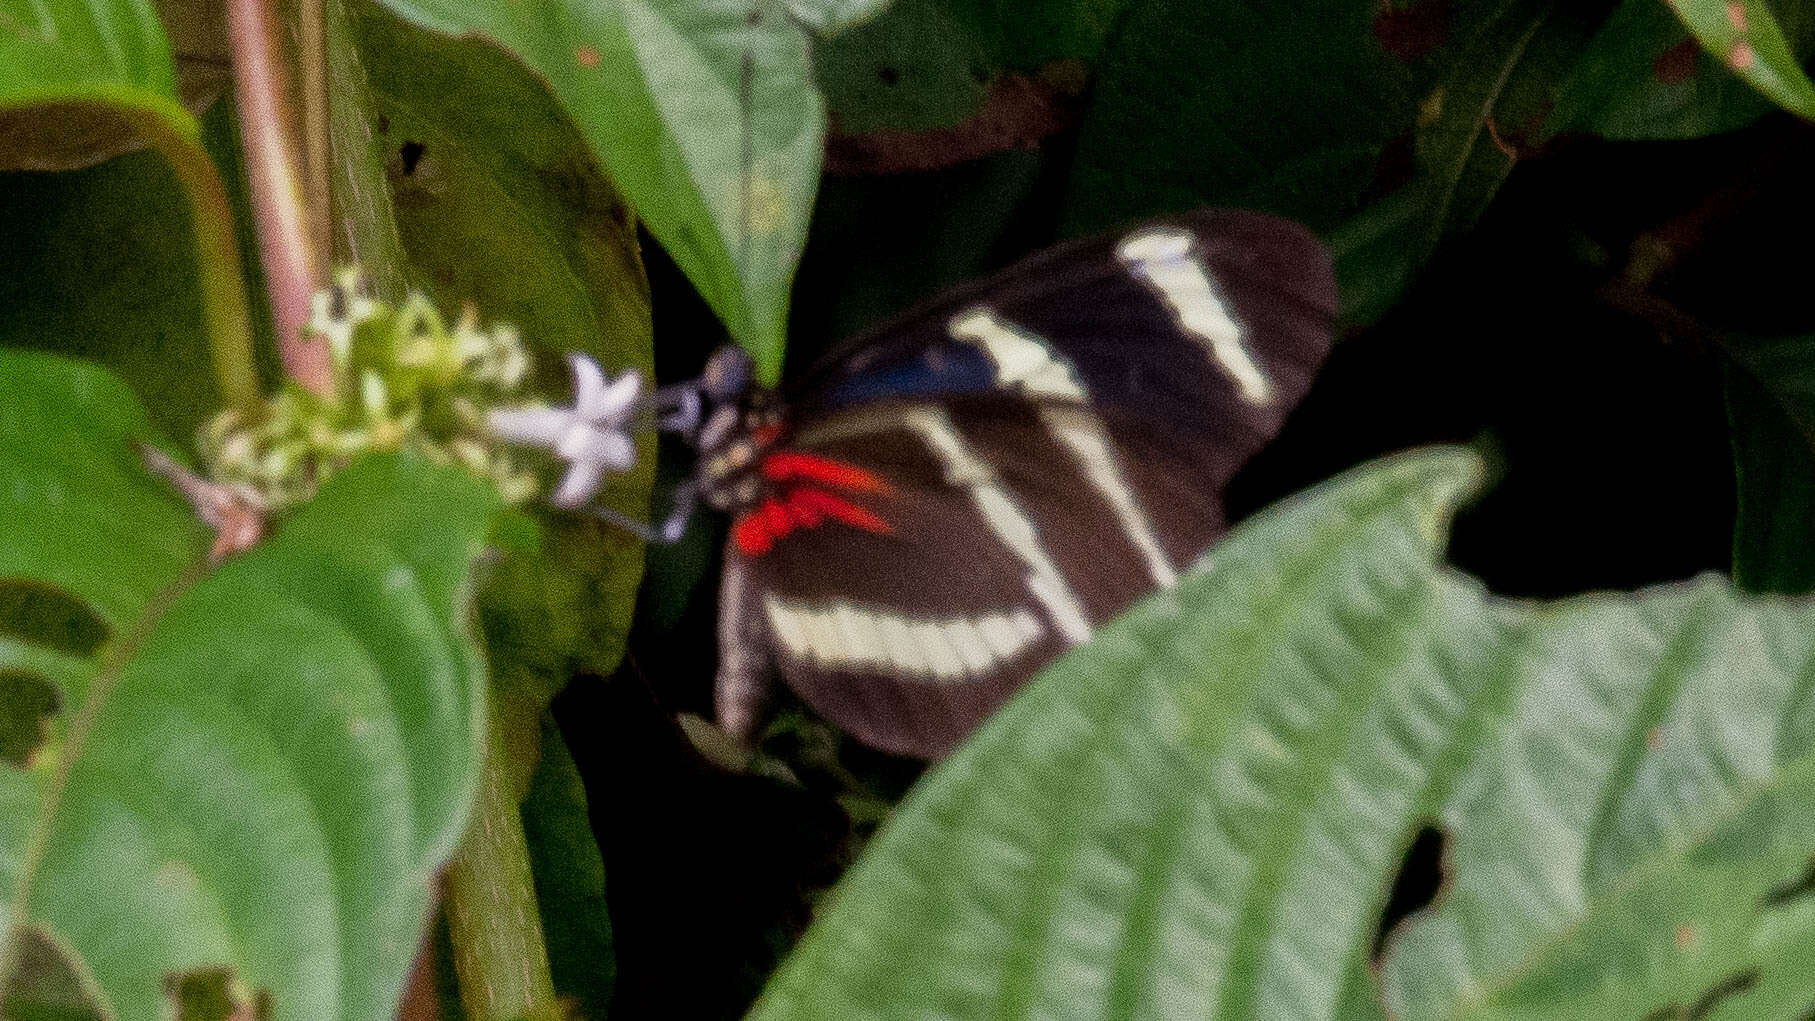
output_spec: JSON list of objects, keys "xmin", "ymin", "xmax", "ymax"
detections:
[
  {"xmin": 718, "ymin": 400, "xmax": 1157, "ymax": 757},
  {"xmin": 717, "ymin": 209, "xmax": 1337, "ymax": 758}
]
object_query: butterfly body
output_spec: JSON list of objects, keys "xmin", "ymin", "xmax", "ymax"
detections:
[{"xmin": 689, "ymin": 208, "xmax": 1337, "ymax": 759}]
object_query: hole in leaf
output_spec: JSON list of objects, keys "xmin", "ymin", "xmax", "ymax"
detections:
[
  {"xmin": 0, "ymin": 671, "xmax": 60, "ymax": 767},
  {"xmin": 1762, "ymin": 854, "xmax": 1815, "ymax": 908},
  {"xmin": 0, "ymin": 580, "xmax": 108, "ymax": 657},
  {"xmin": 376, "ymin": 112, "xmax": 390, "ymax": 135},
  {"xmin": 163, "ymin": 966, "xmax": 271, "ymax": 1021},
  {"xmin": 399, "ymin": 140, "xmax": 426, "ymax": 176},
  {"xmin": 1, "ymin": 927, "xmax": 105, "ymax": 1021},
  {"xmin": 876, "ymin": 66, "xmax": 900, "ymax": 86},
  {"xmin": 1372, "ymin": 824, "xmax": 1446, "ymax": 959}
]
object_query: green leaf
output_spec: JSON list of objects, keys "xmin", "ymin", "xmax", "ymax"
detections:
[
  {"xmin": 1551, "ymin": 0, "xmax": 1769, "ymax": 140},
  {"xmin": 816, "ymin": 0, "xmax": 994, "ymax": 134},
  {"xmin": 1722, "ymin": 333, "xmax": 1815, "ymax": 595},
  {"xmin": 522, "ymin": 718, "xmax": 614, "ymax": 1018},
  {"xmin": 369, "ymin": 0, "xmax": 823, "ymax": 383},
  {"xmin": 1670, "ymin": 0, "xmax": 1815, "ymax": 119},
  {"xmin": 0, "ymin": 5, "xmax": 260, "ymax": 413},
  {"xmin": 0, "ymin": 0, "xmax": 229, "ymax": 172},
  {"xmin": 815, "ymin": 0, "xmax": 1118, "ymax": 139},
  {"xmin": 942, "ymin": 0, "xmax": 1132, "ymax": 68},
  {"xmin": 0, "ymin": 352, "xmax": 207, "ymax": 629},
  {"xmin": 749, "ymin": 447, "xmax": 1815, "ymax": 1019},
  {"xmin": 1061, "ymin": 0, "xmax": 1411, "ymax": 237},
  {"xmin": 1334, "ymin": 1, "xmax": 1601, "ymax": 325},
  {"xmin": 0, "ymin": 352, "xmax": 499, "ymax": 1021},
  {"xmin": 352, "ymin": 5, "xmax": 655, "ymax": 730},
  {"xmin": 0, "ymin": 100, "xmax": 275, "ymax": 441},
  {"xmin": 0, "ymin": 0, "xmax": 180, "ymax": 115}
]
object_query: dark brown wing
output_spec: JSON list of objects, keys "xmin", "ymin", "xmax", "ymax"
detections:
[{"xmin": 788, "ymin": 207, "xmax": 1334, "ymax": 489}]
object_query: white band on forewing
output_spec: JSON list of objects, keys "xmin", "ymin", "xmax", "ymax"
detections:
[
  {"xmin": 948, "ymin": 307, "xmax": 1178, "ymax": 589},
  {"xmin": 1116, "ymin": 227, "xmax": 1274, "ymax": 406}
]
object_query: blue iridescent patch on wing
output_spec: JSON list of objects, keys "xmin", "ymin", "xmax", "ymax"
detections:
[{"xmin": 821, "ymin": 343, "xmax": 997, "ymax": 409}]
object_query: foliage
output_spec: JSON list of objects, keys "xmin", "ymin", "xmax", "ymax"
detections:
[
  {"xmin": 752, "ymin": 449, "xmax": 1815, "ymax": 1019},
  {"xmin": 0, "ymin": 351, "xmax": 498, "ymax": 1020},
  {"xmin": 6, "ymin": 0, "xmax": 1815, "ymax": 1018}
]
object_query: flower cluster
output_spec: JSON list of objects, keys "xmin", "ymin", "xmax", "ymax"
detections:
[{"xmin": 197, "ymin": 270, "xmax": 544, "ymax": 511}]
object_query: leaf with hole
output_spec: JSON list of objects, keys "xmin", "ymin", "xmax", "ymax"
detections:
[
  {"xmin": 747, "ymin": 447, "xmax": 1815, "ymax": 1019},
  {"xmin": 0, "ymin": 351, "xmax": 500, "ymax": 1021}
]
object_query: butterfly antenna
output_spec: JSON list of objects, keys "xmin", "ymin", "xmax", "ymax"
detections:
[{"xmin": 585, "ymin": 480, "xmax": 697, "ymax": 545}]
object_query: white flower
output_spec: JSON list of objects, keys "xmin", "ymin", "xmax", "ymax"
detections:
[{"xmin": 486, "ymin": 353, "xmax": 643, "ymax": 508}]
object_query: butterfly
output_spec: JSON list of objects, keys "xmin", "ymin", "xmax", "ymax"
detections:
[
  {"xmin": 494, "ymin": 208, "xmax": 1337, "ymax": 759},
  {"xmin": 625, "ymin": 208, "xmax": 1338, "ymax": 760}
]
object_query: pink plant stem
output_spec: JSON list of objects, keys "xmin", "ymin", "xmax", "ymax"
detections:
[{"xmin": 226, "ymin": 0, "xmax": 333, "ymax": 396}]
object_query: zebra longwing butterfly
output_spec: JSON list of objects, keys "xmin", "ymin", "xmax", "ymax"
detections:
[{"xmin": 660, "ymin": 208, "xmax": 1337, "ymax": 760}]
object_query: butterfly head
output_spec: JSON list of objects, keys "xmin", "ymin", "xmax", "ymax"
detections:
[{"xmin": 696, "ymin": 390, "xmax": 784, "ymax": 513}]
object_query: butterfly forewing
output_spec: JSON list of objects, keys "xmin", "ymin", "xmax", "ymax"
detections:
[{"xmin": 716, "ymin": 208, "xmax": 1337, "ymax": 759}]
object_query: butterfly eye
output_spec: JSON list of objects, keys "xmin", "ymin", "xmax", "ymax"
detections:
[{"xmin": 701, "ymin": 344, "xmax": 753, "ymax": 403}]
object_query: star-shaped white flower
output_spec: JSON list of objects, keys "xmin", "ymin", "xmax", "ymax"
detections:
[{"xmin": 487, "ymin": 353, "xmax": 643, "ymax": 508}]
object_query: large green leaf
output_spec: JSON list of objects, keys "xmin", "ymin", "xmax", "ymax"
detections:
[
  {"xmin": 1342, "ymin": 2, "xmax": 1598, "ymax": 323},
  {"xmin": 1550, "ymin": 0, "xmax": 1815, "ymax": 142},
  {"xmin": 816, "ymin": 0, "xmax": 994, "ymax": 135},
  {"xmin": 0, "ymin": 0, "xmax": 218, "ymax": 199},
  {"xmin": 371, "ymin": 0, "xmax": 823, "ymax": 383},
  {"xmin": 0, "ymin": 351, "xmax": 499, "ymax": 1021},
  {"xmin": 0, "ymin": 0, "xmax": 229, "ymax": 172},
  {"xmin": 942, "ymin": 0, "xmax": 1131, "ymax": 68},
  {"xmin": 749, "ymin": 447, "xmax": 1815, "ymax": 1019}
]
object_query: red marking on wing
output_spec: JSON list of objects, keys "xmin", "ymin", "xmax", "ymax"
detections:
[
  {"xmin": 761, "ymin": 452, "xmax": 891, "ymax": 493},
  {"xmin": 790, "ymin": 487, "xmax": 891, "ymax": 534},
  {"xmin": 732, "ymin": 485, "xmax": 893, "ymax": 556}
]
